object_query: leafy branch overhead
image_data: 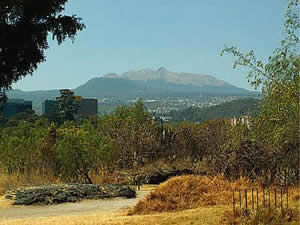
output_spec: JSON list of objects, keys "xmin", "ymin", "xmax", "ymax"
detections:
[
  {"xmin": 221, "ymin": 0, "xmax": 299, "ymax": 158},
  {"xmin": 221, "ymin": 0, "xmax": 299, "ymax": 92},
  {"xmin": 0, "ymin": 0, "xmax": 86, "ymax": 91}
]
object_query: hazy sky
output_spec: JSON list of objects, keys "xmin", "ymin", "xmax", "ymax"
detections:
[{"xmin": 13, "ymin": 0, "xmax": 287, "ymax": 91}]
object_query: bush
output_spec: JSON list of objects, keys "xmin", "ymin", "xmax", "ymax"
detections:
[
  {"xmin": 128, "ymin": 175, "xmax": 253, "ymax": 215},
  {"xmin": 54, "ymin": 122, "xmax": 112, "ymax": 183}
]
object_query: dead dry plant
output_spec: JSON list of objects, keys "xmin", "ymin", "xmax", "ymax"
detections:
[{"xmin": 128, "ymin": 175, "xmax": 254, "ymax": 215}]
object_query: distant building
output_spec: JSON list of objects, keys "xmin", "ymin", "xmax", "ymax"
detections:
[
  {"xmin": 41, "ymin": 98, "xmax": 98, "ymax": 119},
  {"xmin": 2, "ymin": 99, "xmax": 32, "ymax": 119},
  {"xmin": 231, "ymin": 115, "xmax": 251, "ymax": 129},
  {"xmin": 42, "ymin": 100, "xmax": 57, "ymax": 117},
  {"xmin": 76, "ymin": 98, "xmax": 98, "ymax": 118}
]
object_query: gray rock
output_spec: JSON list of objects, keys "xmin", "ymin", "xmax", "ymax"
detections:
[
  {"xmin": 124, "ymin": 169, "xmax": 195, "ymax": 185},
  {"xmin": 5, "ymin": 184, "xmax": 136, "ymax": 205}
]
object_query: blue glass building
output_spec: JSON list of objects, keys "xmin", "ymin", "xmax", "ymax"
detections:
[{"xmin": 2, "ymin": 99, "xmax": 33, "ymax": 119}]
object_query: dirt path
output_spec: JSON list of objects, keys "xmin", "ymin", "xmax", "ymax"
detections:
[{"xmin": 0, "ymin": 190, "xmax": 149, "ymax": 221}]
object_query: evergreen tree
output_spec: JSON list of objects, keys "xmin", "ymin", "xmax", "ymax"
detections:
[{"xmin": 56, "ymin": 89, "xmax": 79, "ymax": 122}]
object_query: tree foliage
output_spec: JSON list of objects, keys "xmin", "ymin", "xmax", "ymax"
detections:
[
  {"xmin": 0, "ymin": 0, "xmax": 85, "ymax": 92},
  {"xmin": 56, "ymin": 89, "xmax": 79, "ymax": 122},
  {"xmin": 221, "ymin": 0, "xmax": 300, "ymax": 183},
  {"xmin": 54, "ymin": 121, "xmax": 111, "ymax": 183},
  {"xmin": 0, "ymin": 119, "xmax": 50, "ymax": 174},
  {"xmin": 98, "ymin": 100, "xmax": 160, "ymax": 168}
]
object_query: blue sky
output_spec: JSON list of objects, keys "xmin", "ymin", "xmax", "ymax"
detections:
[{"xmin": 13, "ymin": 0, "xmax": 287, "ymax": 91}]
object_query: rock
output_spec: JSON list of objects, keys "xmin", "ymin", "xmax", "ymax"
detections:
[
  {"xmin": 124, "ymin": 169, "xmax": 195, "ymax": 185},
  {"xmin": 145, "ymin": 169, "xmax": 194, "ymax": 184},
  {"xmin": 5, "ymin": 184, "xmax": 136, "ymax": 205}
]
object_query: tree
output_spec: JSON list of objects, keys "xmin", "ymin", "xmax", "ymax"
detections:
[
  {"xmin": 99, "ymin": 100, "xmax": 160, "ymax": 168},
  {"xmin": 0, "ymin": 92, "xmax": 7, "ymax": 103},
  {"xmin": 222, "ymin": 123, "xmax": 266, "ymax": 180},
  {"xmin": 0, "ymin": 0, "xmax": 85, "ymax": 94},
  {"xmin": 197, "ymin": 119, "xmax": 231, "ymax": 175},
  {"xmin": 0, "ymin": 96, "xmax": 5, "ymax": 122},
  {"xmin": 170, "ymin": 122, "xmax": 203, "ymax": 162},
  {"xmin": 54, "ymin": 122, "xmax": 111, "ymax": 183},
  {"xmin": 0, "ymin": 119, "xmax": 49, "ymax": 174},
  {"xmin": 56, "ymin": 89, "xmax": 79, "ymax": 122},
  {"xmin": 0, "ymin": 91, "xmax": 7, "ymax": 121},
  {"xmin": 221, "ymin": 0, "xmax": 299, "ymax": 183}
]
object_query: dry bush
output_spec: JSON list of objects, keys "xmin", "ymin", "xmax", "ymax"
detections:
[
  {"xmin": 221, "ymin": 185, "xmax": 300, "ymax": 225},
  {"xmin": 90, "ymin": 170, "xmax": 126, "ymax": 184},
  {"xmin": 128, "ymin": 175, "xmax": 254, "ymax": 215},
  {"xmin": 220, "ymin": 207, "xmax": 299, "ymax": 225},
  {"xmin": 0, "ymin": 172, "xmax": 61, "ymax": 196},
  {"xmin": 290, "ymin": 187, "xmax": 300, "ymax": 203}
]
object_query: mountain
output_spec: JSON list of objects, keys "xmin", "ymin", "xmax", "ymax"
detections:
[
  {"xmin": 121, "ymin": 67, "xmax": 231, "ymax": 87},
  {"xmin": 7, "ymin": 67, "xmax": 256, "ymax": 113},
  {"xmin": 75, "ymin": 67, "xmax": 252, "ymax": 97}
]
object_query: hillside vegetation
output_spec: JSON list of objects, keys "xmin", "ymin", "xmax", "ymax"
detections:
[{"xmin": 168, "ymin": 98, "xmax": 260, "ymax": 122}]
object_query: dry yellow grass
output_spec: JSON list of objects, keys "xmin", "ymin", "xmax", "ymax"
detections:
[
  {"xmin": 0, "ymin": 206, "xmax": 228, "ymax": 225},
  {"xmin": 0, "ymin": 172, "xmax": 61, "ymax": 196},
  {"xmin": 129, "ymin": 175, "xmax": 300, "ymax": 216},
  {"xmin": 0, "ymin": 196, "xmax": 12, "ymax": 209},
  {"xmin": 128, "ymin": 175, "xmax": 254, "ymax": 215}
]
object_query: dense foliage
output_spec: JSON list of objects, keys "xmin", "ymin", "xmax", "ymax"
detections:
[
  {"xmin": 0, "ymin": 0, "xmax": 85, "ymax": 96},
  {"xmin": 0, "ymin": 97, "xmax": 297, "ymax": 185},
  {"xmin": 55, "ymin": 89, "xmax": 79, "ymax": 122},
  {"xmin": 221, "ymin": 0, "xmax": 299, "ymax": 184}
]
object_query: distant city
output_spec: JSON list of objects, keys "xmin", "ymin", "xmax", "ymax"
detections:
[
  {"xmin": 3, "ymin": 96, "xmax": 256, "ymax": 120},
  {"xmin": 1, "ymin": 94, "xmax": 257, "ymax": 122},
  {"xmin": 99, "ymin": 95, "xmax": 257, "ymax": 117}
]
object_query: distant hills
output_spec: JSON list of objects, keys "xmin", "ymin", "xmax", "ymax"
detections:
[
  {"xmin": 76, "ymin": 67, "xmax": 252, "ymax": 97},
  {"xmin": 167, "ymin": 98, "xmax": 260, "ymax": 123},
  {"xmin": 7, "ymin": 67, "xmax": 257, "ymax": 113}
]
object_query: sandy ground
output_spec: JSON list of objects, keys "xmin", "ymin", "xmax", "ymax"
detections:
[{"xmin": 0, "ymin": 190, "xmax": 150, "ymax": 221}]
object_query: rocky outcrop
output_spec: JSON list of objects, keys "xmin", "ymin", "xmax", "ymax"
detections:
[
  {"xmin": 5, "ymin": 184, "xmax": 136, "ymax": 205},
  {"xmin": 125, "ymin": 169, "xmax": 195, "ymax": 185},
  {"xmin": 145, "ymin": 169, "xmax": 194, "ymax": 184}
]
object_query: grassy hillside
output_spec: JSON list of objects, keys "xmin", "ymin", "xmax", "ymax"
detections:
[{"xmin": 168, "ymin": 98, "xmax": 260, "ymax": 122}]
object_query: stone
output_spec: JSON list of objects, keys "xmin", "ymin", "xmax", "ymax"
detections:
[
  {"xmin": 5, "ymin": 184, "xmax": 136, "ymax": 205},
  {"xmin": 124, "ymin": 169, "xmax": 195, "ymax": 185},
  {"xmin": 145, "ymin": 169, "xmax": 194, "ymax": 184}
]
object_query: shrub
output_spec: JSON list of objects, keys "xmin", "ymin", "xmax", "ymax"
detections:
[
  {"xmin": 54, "ymin": 123, "xmax": 112, "ymax": 183},
  {"xmin": 128, "ymin": 175, "xmax": 253, "ymax": 215}
]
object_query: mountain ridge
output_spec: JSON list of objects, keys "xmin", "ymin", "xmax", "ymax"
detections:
[
  {"xmin": 102, "ymin": 67, "xmax": 233, "ymax": 88},
  {"xmin": 7, "ymin": 67, "xmax": 256, "ymax": 113}
]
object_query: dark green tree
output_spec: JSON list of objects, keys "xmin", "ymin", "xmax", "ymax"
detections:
[
  {"xmin": 56, "ymin": 89, "xmax": 79, "ymax": 122},
  {"xmin": 0, "ymin": 0, "xmax": 85, "ymax": 95},
  {"xmin": 99, "ymin": 100, "xmax": 159, "ymax": 168},
  {"xmin": 0, "ymin": 92, "xmax": 6, "ymax": 121},
  {"xmin": 54, "ymin": 122, "xmax": 111, "ymax": 183}
]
